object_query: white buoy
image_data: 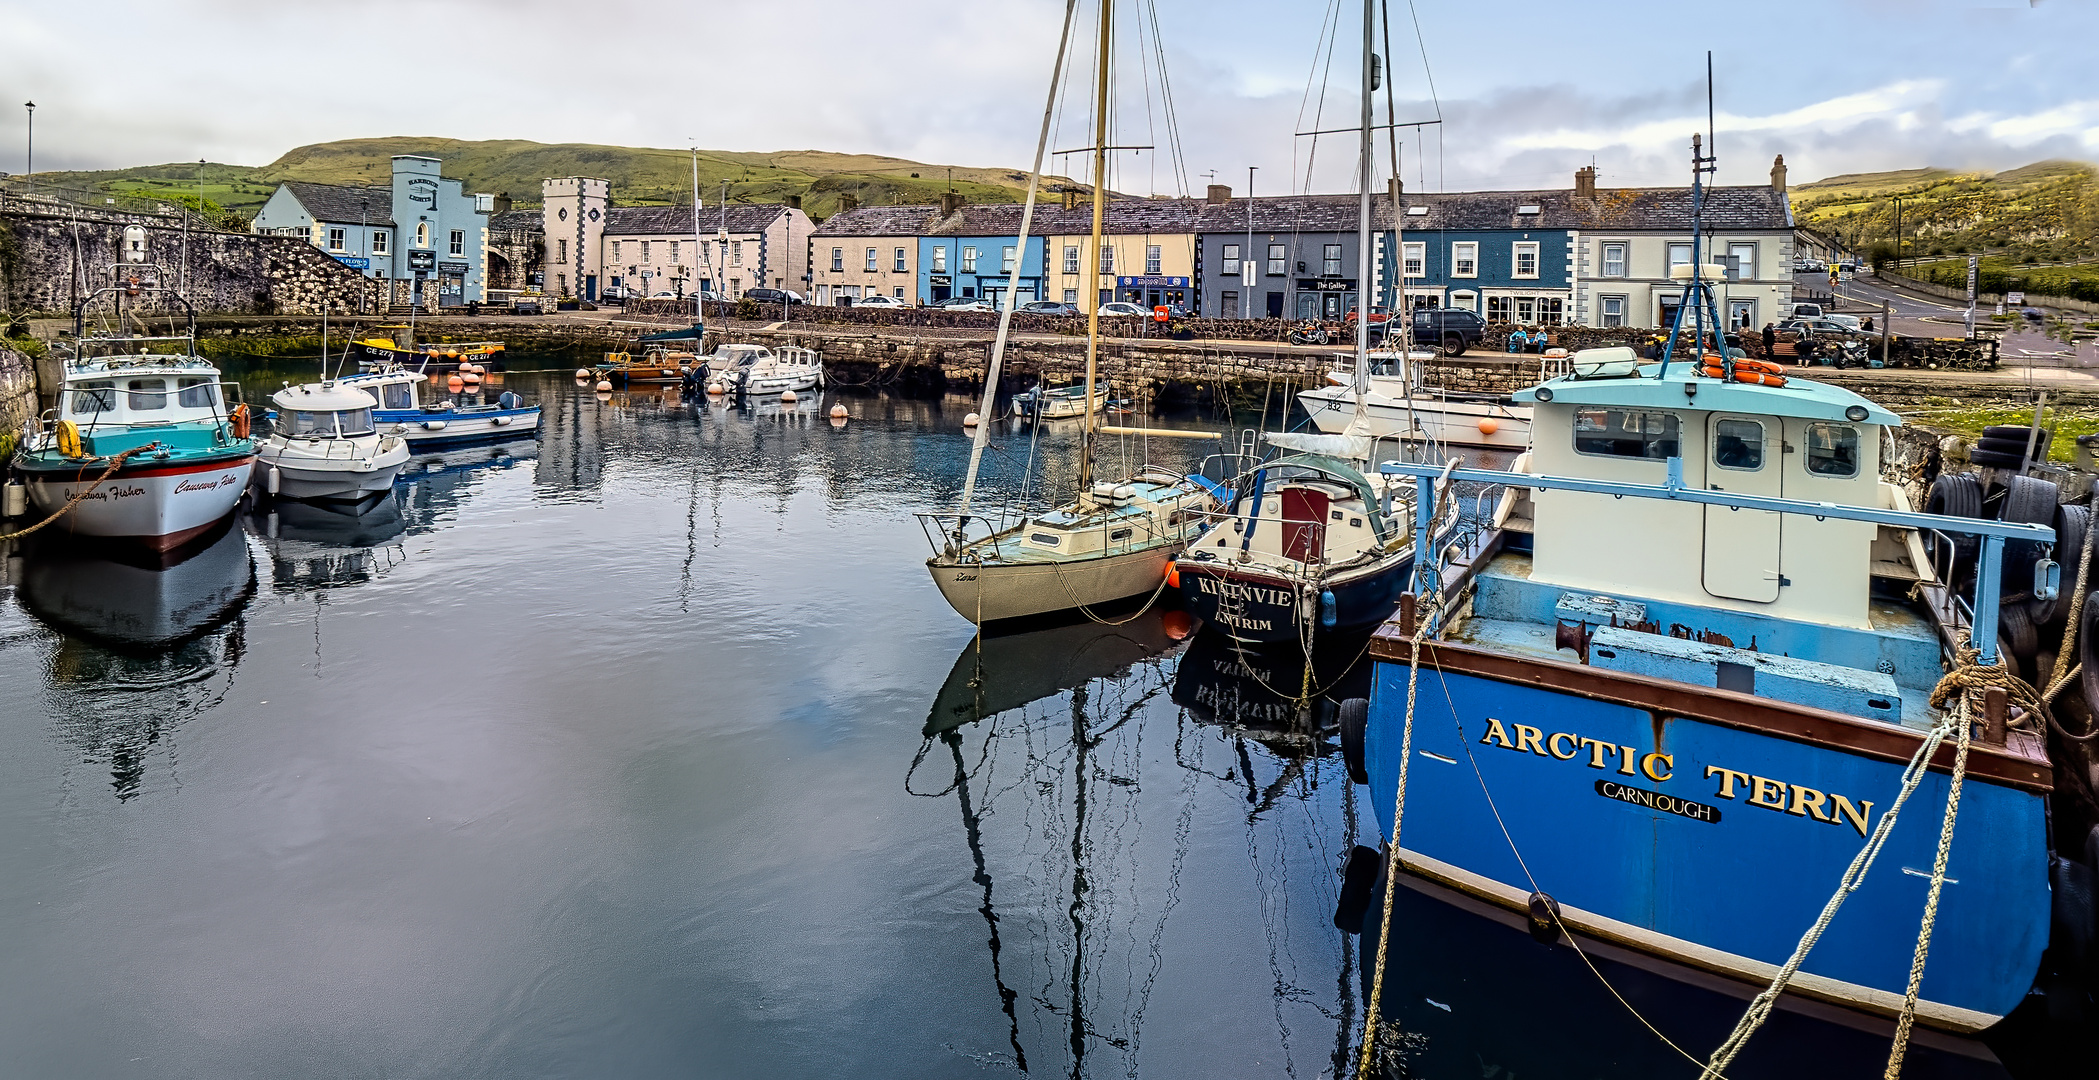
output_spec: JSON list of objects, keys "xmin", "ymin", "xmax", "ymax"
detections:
[
  {"xmin": 575, "ymin": 369, "xmax": 591, "ymax": 380},
  {"xmin": 829, "ymin": 404, "xmax": 848, "ymax": 420},
  {"xmin": 2, "ymin": 480, "xmax": 26, "ymax": 518},
  {"xmin": 266, "ymin": 467, "xmax": 282, "ymax": 495},
  {"xmin": 595, "ymin": 379, "xmax": 613, "ymax": 393},
  {"xmin": 780, "ymin": 390, "xmax": 797, "ymax": 403},
  {"xmin": 963, "ymin": 412, "xmax": 981, "ymax": 427}
]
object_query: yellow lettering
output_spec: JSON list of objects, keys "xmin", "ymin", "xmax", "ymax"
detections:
[
  {"xmin": 1705, "ymin": 766, "xmax": 1750, "ymax": 800},
  {"xmin": 1479, "ymin": 717, "xmax": 1515, "ymax": 749},
  {"xmin": 1580, "ymin": 737, "xmax": 1613, "ymax": 769},
  {"xmin": 1640, "ymin": 752, "xmax": 1674, "ymax": 783},
  {"xmin": 1547, "ymin": 732, "xmax": 1580, "ymax": 760},
  {"xmin": 1617, "ymin": 745, "xmax": 1639, "ymax": 775},
  {"xmin": 1749, "ymin": 776, "xmax": 1788, "ymax": 809},
  {"xmin": 1829, "ymin": 794, "xmax": 1875, "ymax": 838},
  {"xmin": 1788, "ymin": 784, "xmax": 1831, "ymax": 822},
  {"xmin": 1514, "ymin": 725, "xmax": 1548, "ymax": 757}
]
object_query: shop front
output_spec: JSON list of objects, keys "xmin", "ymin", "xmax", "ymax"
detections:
[
  {"xmin": 1295, "ymin": 277, "xmax": 1356, "ymax": 321},
  {"xmin": 438, "ymin": 261, "xmax": 470, "ymax": 307},
  {"xmin": 1116, "ymin": 275, "xmax": 1190, "ymax": 310}
]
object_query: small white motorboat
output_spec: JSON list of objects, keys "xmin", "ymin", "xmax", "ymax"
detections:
[
  {"xmin": 336, "ymin": 366, "xmax": 541, "ymax": 447},
  {"xmin": 704, "ymin": 344, "xmax": 824, "ymax": 396},
  {"xmin": 254, "ymin": 383, "xmax": 411, "ymax": 502}
]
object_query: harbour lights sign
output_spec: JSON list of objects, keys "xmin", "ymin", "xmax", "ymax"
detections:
[{"xmin": 1476, "ymin": 717, "xmax": 1877, "ymax": 837}]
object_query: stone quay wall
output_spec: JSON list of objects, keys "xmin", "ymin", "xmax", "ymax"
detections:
[
  {"xmin": 0, "ymin": 343, "xmax": 38, "ymax": 458},
  {"xmin": 1, "ymin": 207, "xmax": 384, "ymax": 318}
]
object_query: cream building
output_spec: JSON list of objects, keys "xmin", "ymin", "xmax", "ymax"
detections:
[
  {"xmin": 1567, "ymin": 160, "xmax": 1797, "ymax": 331},
  {"xmin": 540, "ymin": 177, "xmax": 813, "ymax": 301}
]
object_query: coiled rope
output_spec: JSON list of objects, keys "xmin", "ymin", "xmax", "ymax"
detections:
[{"xmin": 0, "ymin": 445, "xmax": 153, "ymax": 542}]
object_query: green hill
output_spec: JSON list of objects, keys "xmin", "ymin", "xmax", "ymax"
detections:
[
  {"xmin": 1792, "ymin": 160, "xmax": 2099, "ymax": 264},
  {"xmin": 27, "ymin": 137, "xmax": 1088, "ymax": 222}
]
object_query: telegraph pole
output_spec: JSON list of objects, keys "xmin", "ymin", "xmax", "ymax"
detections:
[{"xmin": 22, "ymin": 101, "xmax": 33, "ymax": 197}]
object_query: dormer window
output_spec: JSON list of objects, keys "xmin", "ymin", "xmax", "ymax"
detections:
[{"xmin": 1517, "ymin": 205, "xmax": 1541, "ymax": 215}]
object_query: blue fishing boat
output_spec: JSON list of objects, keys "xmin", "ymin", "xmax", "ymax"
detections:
[
  {"xmin": 1347, "ymin": 128, "xmax": 2080, "ymax": 1064},
  {"xmin": 335, "ymin": 366, "xmax": 539, "ymax": 447}
]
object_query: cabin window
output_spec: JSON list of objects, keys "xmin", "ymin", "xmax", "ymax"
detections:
[
  {"xmin": 1350, "ymin": 517, "xmax": 1363, "ymax": 528},
  {"xmin": 1029, "ymin": 533, "xmax": 1060, "ymax": 547},
  {"xmin": 1805, "ymin": 423, "xmax": 1860, "ymax": 478},
  {"xmin": 385, "ymin": 383, "xmax": 414, "ymax": 409},
  {"xmin": 1713, "ymin": 419, "xmax": 1765, "ymax": 470},
  {"xmin": 1572, "ymin": 409, "xmax": 1680, "ymax": 460},
  {"xmin": 176, "ymin": 377, "xmax": 217, "ymax": 409},
  {"xmin": 362, "ymin": 387, "xmax": 386, "ymax": 408},
  {"xmin": 71, "ymin": 382, "xmax": 116, "ymax": 415},
  {"xmin": 1109, "ymin": 528, "xmax": 1132, "ymax": 541},
  {"xmin": 338, "ymin": 408, "xmax": 375, "ymax": 436},
  {"xmin": 126, "ymin": 378, "xmax": 168, "ymax": 412},
  {"xmin": 288, "ymin": 411, "xmax": 333, "ymax": 437}
]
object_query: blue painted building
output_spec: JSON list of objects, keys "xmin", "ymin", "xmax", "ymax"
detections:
[
  {"xmin": 1387, "ymin": 191, "xmax": 1574, "ymax": 325},
  {"xmin": 253, "ymin": 155, "xmax": 494, "ymax": 308},
  {"xmin": 917, "ymin": 200, "xmax": 1048, "ymax": 306}
]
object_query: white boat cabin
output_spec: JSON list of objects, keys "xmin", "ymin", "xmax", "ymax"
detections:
[
  {"xmin": 269, "ymin": 384, "xmax": 380, "ymax": 440},
  {"xmin": 1509, "ymin": 358, "xmax": 1907, "ymax": 631},
  {"xmin": 1189, "ymin": 457, "xmax": 1398, "ymax": 570},
  {"xmin": 61, "ymin": 353, "xmax": 229, "ymax": 430}
]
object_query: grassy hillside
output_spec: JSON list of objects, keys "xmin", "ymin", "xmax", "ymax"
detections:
[
  {"xmin": 27, "ymin": 137, "xmax": 1087, "ymax": 222},
  {"xmin": 1793, "ymin": 160, "xmax": 2099, "ymax": 265}
]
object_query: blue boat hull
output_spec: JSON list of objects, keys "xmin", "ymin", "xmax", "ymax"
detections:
[
  {"xmin": 1175, "ymin": 553, "xmax": 1409, "ymax": 642},
  {"xmin": 1362, "ymin": 646, "xmax": 2050, "ymax": 1028}
]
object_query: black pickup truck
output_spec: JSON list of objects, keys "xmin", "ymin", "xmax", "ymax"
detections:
[{"xmin": 1368, "ymin": 308, "xmax": 1486, "ymax": 354}]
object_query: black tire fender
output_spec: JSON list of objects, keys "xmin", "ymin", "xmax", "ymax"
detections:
[{"xmin": 1339, "ymin": 697, "xmax": 1369, "ymax": 785}]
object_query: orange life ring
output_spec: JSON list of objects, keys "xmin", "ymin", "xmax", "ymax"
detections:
[
  {"xmin": 1697, "ymin": 365, "xmax": 1788, "ymax": 388},
  {"xmin": 230, "ymin": 404, "xmax": 251, "ymax": 440},
  {"xmin": 1735, "ymin": 358, "xmax": 1784, "ymax": 376}
]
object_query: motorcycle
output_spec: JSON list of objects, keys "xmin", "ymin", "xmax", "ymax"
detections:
[{"xmin": 1286, "ymin": 321, "xmax": 1331, "ymax": 346}]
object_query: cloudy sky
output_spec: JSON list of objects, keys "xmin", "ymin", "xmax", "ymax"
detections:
[{"xmin": 3, "ymin": 0, "xmax": 2092, "ymax": 194}]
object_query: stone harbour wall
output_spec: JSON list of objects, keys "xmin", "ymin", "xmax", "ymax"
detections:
[
  {"xmin": 0, "ymin": 208, "xmax": 384, "ymax": 318},
  {"xmin": 0, "ymin": 343, "xmax": 38, "ymax": 458}
]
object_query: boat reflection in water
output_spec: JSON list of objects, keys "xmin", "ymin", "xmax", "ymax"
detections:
[
  {"xmin": 923, "ymin": 609, "xmax": 1185, "ymax": 737},
  {"xmin": 245, "ymin": 494, "xmax": 408, "ymax": 592},
  {"xmin": 1170, "ymin": 625, "xmax": 1373, "ymax": 762},
  {"xmin": 5, "ymin": 522, "xmax": 255, "ymax": 800},
  {"xmin": 400, "ymin": 440, "xmax": 539, "ymax": 527}
]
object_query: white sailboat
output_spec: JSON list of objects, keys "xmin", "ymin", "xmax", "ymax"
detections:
[{"xmin": 920, "ymin": 0, "xmax": 1220, "ymax": 626}]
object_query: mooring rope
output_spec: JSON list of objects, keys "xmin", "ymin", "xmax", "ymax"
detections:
[
  {"xmin": 1884, "ymin": 687, "xmax": 1972, "ymax": 1078},
  {"xmin": 1352, "ymin": 619, "xmax": 1423, "ymax": 1080},
  {"xmin": 0, "ymin": 445, "xmax": 153, "ymax": 542},
  {"xmin": 1700, "ymin": 650, "xmax": 1988, "ymax": 1079}
]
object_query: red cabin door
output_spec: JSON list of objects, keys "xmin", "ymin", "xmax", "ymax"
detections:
[{"xmin": 1280, "ymin": 487, "xmax": 1330, "ymax": 564}]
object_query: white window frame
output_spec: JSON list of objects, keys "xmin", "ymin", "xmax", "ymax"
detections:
[
  {"xmin": 372, "ymin": 231, "xmax": 389, "ymax": 255},
  {"xmin": 1099, "ymin": 245, "xmax": 1114, "ymax": 274},
  {"xmin": 1222, "ymin": 242, "xmax": 1241, "ymax": 264},
  {"xmin": 962, "ymin": 246, "xmax": 979, "ymax": 273},
  {"xmin": 932, "ymin": 247, "xmax": 947, "ymax": 272},
  {"xmin": 831, "ymin": 247, "xmax": 843, "ymax": 272},
  {"xmin": 1402, "ymin": 242, "xmax": 1424, "ymax": 278},
  {"xmin": 1063, "ymin": 245, "xmax": 1080, "ymax": 274},
  {"xmin": 1265, "ymin": 243, "xmax": 1286, "ymax": 276},
  {"xmin": 731, "ymin": 241, "xmax": 743, "ymax": 267},
  {"xmin": 1727, "ymin": 241, "xmax": 1757, "ymax": 282},
  {"xmin": 1002, "ymin": 245, "xmax": 1016, "ymax": 274},
  {"xmin": 1667, "ymin": 242, "xmax": 1693, "ymax": 269},
  {"xmin": 894, "ymin": 247, "xmax": 907, "ymax": 272},
  {"xmin": 866, "ymin": 247, "xmax": 879, "ymax": 272},
  {"xmin": 1062, "ymin": 288, "xmax": 1079, "ymax": 304},
  {"xmin": 1600, "ymin": 295, "xmax": 1627, "ymax": 327},
  {"xmin": 1146, "ymin": 244, "xmax": 1162, "ymax": 274},
  {"xmin": 415, "ymin": 222, "xmax": 430, "ymax": 248},
  {"xmin": 326, "ymin": 227, "xmax": 346, "ymax": 252},
  {"xmin": 1452, "ymin": 242, "xmax": 1478, "ymax": 278},
  {"xmin": 1601, "ymin": 241, "xmax": 1627, "ymax": 278},
  {"xmin": 449, "ymin": 229, "xmax": 465, "ymax": 257},
  {"xmin": 1512, "ymin": 241, "xmax": 1539, "ymax": 279},
  {"xmin": 1322, "ymin": 243, "xmax": 1343, "ymax": 276},
  {"xmin": 1450, "ymin": 289, "xmax": 1478, "ymax": 311},
  {"xmin": 1728, "ymin": 298, "xmax": 1757, "ymax": 329}
]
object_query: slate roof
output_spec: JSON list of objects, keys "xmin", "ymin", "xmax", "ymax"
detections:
[
  {"xmin": 281, "ymin": 182, "xmax": 395, "ymax": 228},
  {"xmin": 604, "ymin": 203, "xmax": 788, "ymax": 236},
  {"xmin": 489, "ymin": 209, "xmax": 541, "ymax": 233},
  {"xmin": 808, "ymin": 185, "xmax": 1792, "ymax": 239}
]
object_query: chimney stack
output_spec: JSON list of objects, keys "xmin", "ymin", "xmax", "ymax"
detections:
[
  {"xmin": 1062, "ymin": 187, "xmax": 1081, "ymax": 211},
  {"xmin": 785, "ymin": 194, "xmax": 802, "ymax": 210},
  {"xmin": 1573, "ymin": 166, "xmax": 1597, "ymax": 200},
  {"xmin": 492, "ymin": 192, "xmax": 513, "ymax": 215},
  {"xmin": 939, "ymin": 191, "xmax": 966, "ymax": 217},
  {"xmin": 1206, "ymin": 184, "xmax": 1232, "ymax": 205},
  {"xmin": 1770, "ymin": 154, "xmax": 1788, "ymax": 195},
  {"xmin": 838, "ymin": 193, "xmax": 859, "ymax": 213}
]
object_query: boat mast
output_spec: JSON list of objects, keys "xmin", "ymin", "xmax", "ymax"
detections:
[
  {"xmin": 957, "ymin": 0, "xmax": 1080, "ymax": 521},
  {"xmin": 1079, "ymin": 0, "xmax": 1111, "ymax": 493},
  {"xmin": 1351, "ymin": 0, "xmax": 1373, "ymax": 408},
  {"xmin": 692, "ymin": 148, "xmax": 705, "ymax": 326}
]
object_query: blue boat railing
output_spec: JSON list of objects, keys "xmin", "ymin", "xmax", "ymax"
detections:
[{"xmin": 1378, "ymin": 458, "xmax": 2055, "ymax": 665}]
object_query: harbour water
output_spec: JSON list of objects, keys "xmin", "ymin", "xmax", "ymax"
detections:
[{"xmin": 0, "ymin": 358, "xmax": 2034, "ymax": 1077}]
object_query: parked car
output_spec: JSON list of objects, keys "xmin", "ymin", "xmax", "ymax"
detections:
[
  {"xmin": 854, "ymin": 294, "xmax": 906, "ymax": 308},
  {"xmin": 1409, "ymin": 307, "xmax": 1487, "ymax": 355},
  {"xmin": 1822, "ymin": 313, "xmax": 1863, "ymax": 332},
  {"xmin": 745, "ymin": 288, "xmax": 803, "ymax": 305},
  {"xmin": 1789, "ymin": 303, "xmax": 1823, "ymax": 319},
  {"xmin": 1020, "ymin": 300, "xmax": 1080, "ymax": 316},
  {"xmin": 943, "ymin": 299, "xmax": 996, "ymax": 313},
  {"xmin": 924, "ymin": 296, "xmax": 979, "ymax": 308},
  {"xmin": 511, "ymin": 295, "xmax": 547, "ymax": 316},
  {"xmin": 1097, "ymin": 302, "xmax": 1147, "ymax": 318},
  {"xmin": 1794, "ymin": 258, "xmax": 1827, "ymax": 273},
  {"xmin": 649, "ymin": 291, "xmax": 676, "ymax": 300},
  {"xmin": 1781, "ymin": 317, "xmax": 1858, "ymax": 336}
]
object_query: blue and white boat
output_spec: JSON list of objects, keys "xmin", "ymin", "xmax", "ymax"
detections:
[
  {"xmin": 1348, "ymin": 138, "xmax": 2076, "ymax": 1058},
  {"xmin": 336, "ymin": 366, "xmax": 539, "ymax": 447}
]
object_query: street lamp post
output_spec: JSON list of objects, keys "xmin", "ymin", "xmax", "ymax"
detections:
[{"xmin": 23, "ymin": 101, "xmax": 34, "ymax": 197}]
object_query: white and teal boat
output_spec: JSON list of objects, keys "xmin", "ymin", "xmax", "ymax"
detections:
[{"xmin": 14, "ymin": 336, "xmax": 255, "ymax": 551}]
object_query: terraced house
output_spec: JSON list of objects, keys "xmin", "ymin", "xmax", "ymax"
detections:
[
  {"xmin": 252, "ymin": 154, "xmax": 495, "ymax": 308},
  {"xmin": 1192, "ymin": 190, "xmax": 1389, "ymax": 320},
  {"xmin": 1563, "ymin": 160, "xmax": 1796, "ymax": 331},
  {"xmin": 809, "ymin": 199, "xmax": 922, "ymax": 306},
  {"xmin": 539, "ymin": 176, "xmax": 813, "ymax": 302}
]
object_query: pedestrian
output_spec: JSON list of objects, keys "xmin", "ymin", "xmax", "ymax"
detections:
[
  {"xmin": 1761, "ymin": 322, "xmax": 1777, "ymax": 360},
  {"xmin": 1529, "ymin": 328, "xmax": 1549, "ymax": 353},
  {"xmin": 1862, "ymin": 316, "xmax": 1874, "ymax": 332}
]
